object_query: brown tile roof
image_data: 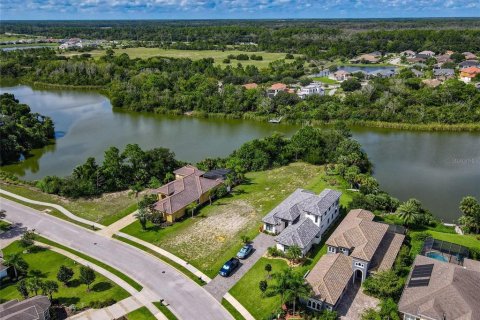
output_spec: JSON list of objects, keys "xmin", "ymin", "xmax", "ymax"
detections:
[
  {"xmin": 269, "ymin": 83, "xmax": 287, "ymax": 90},
  {"xmin": 154, "ymin": 166, "xmax": 222, "ymax": 215},
  {"xmin": 306, "ymin": 253, "xmax": 353, "ymax": 306},
  {"xmin": 370, "ymin": 232, "xmax": 405, "ymax": 272},
  {"xmin": 398, "ymin": 255, "xmax": 480, "ymax": 320},
  {"xmin": 325, "ymin": 209, "xmax": 388, "ymax": 261},
  {"xmin": 242, "ymin": 83, "xmax": 258, "ymax": 90}
]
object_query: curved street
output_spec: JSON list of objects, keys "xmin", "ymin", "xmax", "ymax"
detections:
[{"xmin": 0, "ymin": 198, "xmax": 233, "ymax": 320}]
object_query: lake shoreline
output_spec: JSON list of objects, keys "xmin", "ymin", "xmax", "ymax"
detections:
[{"xmin": 3, "ymin": 79, "xmax": 480, "ymax": 132}]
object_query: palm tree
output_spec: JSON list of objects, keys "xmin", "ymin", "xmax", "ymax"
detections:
[
  {"xmin": 269, "ymin": 268, "xmax": 294, "ymax": 309},
  {"xmin": 134, "ymin": 208, "xmax": 150, "ymax": 230},
  {"xmin": 3, "ymin": 253, "xmax": 29, "ymax": 280},
  {"xmin": 27, "ymin": 277, "xmax": 43, "ymax": 296},
  {"xmin": 286, "ymin": 245, "xmax": 303, "ymax": 265},
  {"xmin": 42, "ymin": 280, "xmax": 59, "ymax": 300},
  {"xmin": 396, "ymin": 199, "xmax": 421, "ymax": 226},
  {"xmin": 284, "ymin": 271, "xmax": 312, "ymax": 315}
]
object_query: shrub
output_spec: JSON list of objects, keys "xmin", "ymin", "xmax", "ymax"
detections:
[
  {"xmin": 89, "ymin": 298, "xmax": 116, "ymax": 309},
  {"xmin": 362, "ymin": 270, "xmax": 404, "ymax": 300},
  {"xmin": 267, "ymin": 246, "xmax": 283, "ymax": 257}
]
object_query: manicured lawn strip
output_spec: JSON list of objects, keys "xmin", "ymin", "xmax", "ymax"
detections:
[
  {"xmin": 126, "ymin": 307, "xmax": 157, "ymax": 320},
  {"xmin": 0, "ymin": 220, "xmax": 11, "ymax": 231},
  {"xmin": 112, "ymin": 235, "xmax": 206, "ymax": 286},
  {"xmin": 230, "ymin": 257, "xmax": 289, "ymax": 320},
  {"xmin": 121, "ymin": 163, "xmax": 354, "ymax": 279},
  {"xmin": 423, "ymin": 231, "xmax": 480, "ymax": 251},
  {"xmin": 35, "ymin": 235, "xmax": 143, "ymax": 291},
  {"xmin": 221, "ymin": 298, "xmax": 246, "ymax": 320},
  {"xmin": 0, "ymin": 241, "xmax": 129, "ymax": 306},
  {"xmin": 312, "ymin": 76, "xmax": 337, "ymax": 84},
  {"xmin": 0, "ymin": 183, "xmax": 138, "ymax": 225},
  {"xmin": 153, "ymin": 302, "xmax": 178, "ymax": 320}
]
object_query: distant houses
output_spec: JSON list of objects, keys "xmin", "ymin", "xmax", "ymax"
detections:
[
  {"xmin": 153, "ymin": 165, "xmax": 225, "ymax": 222},
  {"xmin": 262, "ymin": 188, "xmax": 341, "ymax": 256},
  {"xmin": 433, "ymin": 68, "xmax": 455, "ymax": 80},
  {"xmin": 297, "ymin": 83, "xmax": 324, "ymax": 99},
  {"xmin": 418, "ymin": 50, "xmax": 435, "ymax": 57},
  {"xmin": 304, "ymin": 209, "xmax": 405, "ymax": 311}
]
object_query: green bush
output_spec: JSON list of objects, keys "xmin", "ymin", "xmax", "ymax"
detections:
[{"xmin": 89, "ymin": 298, "xmax": 116, "ymax": 309}]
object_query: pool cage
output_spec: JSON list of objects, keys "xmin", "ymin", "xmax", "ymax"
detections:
[{"xmin": 421, "ymin": 237, "xmax": 470, "ymax": 266}]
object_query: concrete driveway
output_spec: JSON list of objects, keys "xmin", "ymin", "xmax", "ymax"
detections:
[
  {"xmin": 205, "ymin": 232, "xmax": 275, "ymax": 301},
  {"xmin": 0, "ymin": 198, "xmax": 233, "ymax": 320}
]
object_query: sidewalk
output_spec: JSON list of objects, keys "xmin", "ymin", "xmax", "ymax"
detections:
[
  {"xmin": 0, "ymin": 189, "xmax": 105, "ymax": 230},
  {"xmin": 97, "ymin": 212, "xmax": 137, "ymax": 237}
]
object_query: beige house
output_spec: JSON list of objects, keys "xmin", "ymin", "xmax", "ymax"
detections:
[
  {"xmin": 153, "ymin": 165, "xmax": 224, "ymax": 222},
  {"xmin": 305, "ymin": 209, "xmax": 405, "ymax": 311}
]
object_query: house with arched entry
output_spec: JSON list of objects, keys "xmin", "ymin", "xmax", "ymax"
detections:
[{"xmin": 305, "ymin": 209, "xmax": 405, "ymax": 311}]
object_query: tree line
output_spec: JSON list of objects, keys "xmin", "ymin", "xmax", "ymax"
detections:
[{"xmin": 0, "ymin": 93, "xmax": 55, "ymax": 165}]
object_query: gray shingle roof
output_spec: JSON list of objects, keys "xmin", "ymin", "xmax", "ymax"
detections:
[
  {"xmin": 275, "ymin": 217, "xmax": 320, "ymax": 249},
  {"xmin": 433, "ymin": 68, "xmax": 455, "ymax": 76},
  {"xmin": 262, "ymin": 188, "xmax": 341, "ymax": 225},
  {"xmin": 0, "ymin": 295, "xmax": 51, "ymax": 320}
]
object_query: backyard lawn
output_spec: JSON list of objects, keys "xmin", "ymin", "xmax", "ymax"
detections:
[
  {"xmin": 312, "ymin": 76, "xmax": 337, "ymax": 84},
  {"xmin": 126, "ymin": 307, "xmax": 156, "ymax": 320},
  {"xmin": 121, "ymin": 162, "xmax": 354, "ymax": 278},
  {"xmin": 0, "ymin": 241, "xmax": 129, "ymax": 307},
  {"xmin": 62, "ymin": 48, "xmax": 298, "ymax": 68},
  {"xmin": 0, "ymin": 182, "xmax": 138, "ymax": 226}
]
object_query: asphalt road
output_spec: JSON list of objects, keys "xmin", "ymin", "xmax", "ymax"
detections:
[{"xmin": 0, "ymin": 198, "xmax": 233, "ymax": 320}]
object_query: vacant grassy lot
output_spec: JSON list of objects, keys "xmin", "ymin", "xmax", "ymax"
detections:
[
  {"xmin": 0, "ymin": 182, "xmax": 138, "ymax": 225},
  {"xmin": 0, "ymin": 241, "xmax": 129, "ymax": 307},
  {"xmin": 122, "ymin": 162, "xmax": 353, "ymax": 278},
  {"xmin": 312, "ymin": 76, "xmax": 338, "ymax": 84},
  {"xmin": 126, "ymin": 307, "xmax": 156, "ymax": 320},
  {"xmin": 62, "ymin": 48, "xmax": 296, "ymax": 68}
]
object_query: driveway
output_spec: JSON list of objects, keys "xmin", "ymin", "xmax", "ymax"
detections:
[
  {"xmin": 336, "ymin": 281, "xmax": 379, "ymax": 320},
  {"xmin": 0, "ymin": 198, "xmax": 233, "ymax": 320},
  {"xmin": 205, "ymin": 232, "xmax": 275, "ymax": 301}
]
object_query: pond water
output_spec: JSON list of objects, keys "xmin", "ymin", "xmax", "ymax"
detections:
[
  {"xmin": 1, "ymin": 85, "xmax": 479, "ymax": 222},
  {"xmin": 338, "ymin": 65, "xmax": 397, "ymax": 74}
]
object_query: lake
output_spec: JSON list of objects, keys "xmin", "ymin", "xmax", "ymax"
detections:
[{"xmin": 1, "ymin": 85, "xmax": 479, "ymax": 222}]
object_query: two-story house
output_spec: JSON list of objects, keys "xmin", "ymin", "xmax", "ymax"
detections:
[
  {"xmin": 262, "ymin": 188, "xmax": 342, "ymax": 256},
  {"xmin": 297, "ymin": 83, "xmax": 325, "ymax": 99},
  {"xmin": 305, "ymin": 209, "xmax": 405, "ymax": 311}
]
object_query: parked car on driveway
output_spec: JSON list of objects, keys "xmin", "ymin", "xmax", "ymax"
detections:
[
  {"xmin": 236, "ymin": 244, "xmax": 253, "ymax": 259},
  {"xmin": 219, "ymin": 258, "xmax": 240, "ymax": 277}
]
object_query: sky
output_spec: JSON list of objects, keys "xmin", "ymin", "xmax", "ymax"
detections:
[{"xmin": 1, "ymin": 0, "xmax": 480, "ymax": 20}]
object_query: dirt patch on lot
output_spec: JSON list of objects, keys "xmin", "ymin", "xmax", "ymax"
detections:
[{"xmin": 163, "ymin": 200, "xmax": 257, "ymax": 268}]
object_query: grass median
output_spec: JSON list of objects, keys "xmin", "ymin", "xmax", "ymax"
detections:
[
  {"xmin": 153, "ymin": 302, "xmax": 178, "ymax": 320},
  {"xmin": 35, "ymin": 235, "xmax": 143, "ymax": 291}
]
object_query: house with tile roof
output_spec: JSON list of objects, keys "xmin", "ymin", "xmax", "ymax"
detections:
[
  {"xmin": 242, "ymin": 83, "xmax": 258, "ymax": 90},
  {"xmin": 398, "ymin": 254, "xmax": 480, "ymax": 320},
  {"xmin": 262, "ymin": 188, "xmax": 341, "ymax": 256},
  {"xmin": 304, "ymin": 209, "xmax": 405, "ymax": 311},
  {"xmin": 267, "ymin": 83, "xmax": 289, "ymax": 97},
  {"xmin": 332, "ymin": 70, "xmax": 351, "ymax": 81},
  {"xmin": 0, "ymin": 295, "xmax": 51, "ymax": 320},
  {"xmin": 458, "ymin": 60, "xmax": 479, "ymax": 69},
  {"xmin": 460, "ymin": 66, "xmax": 480, "ymax": 83},
  {"xmin": 153, "ymin": 165, "xmax": 224, "ymax": 222},
  {"xmin": 462, "ymin": 52, "xmax": 477, "ymax": 60}
]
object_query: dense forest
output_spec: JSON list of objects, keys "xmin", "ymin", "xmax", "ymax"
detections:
[
  {"xmin": 2, "ymin": 49, "xmax": 479, "ymax": 126},
  {"xmin": 2, "ymin": 19, "xmax": 480, "ymax": 58},
  {"xmin": 0, "ymin": 93, "xmax": 55, "ymax": 165}
]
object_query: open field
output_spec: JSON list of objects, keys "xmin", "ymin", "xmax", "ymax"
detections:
[
  {"xmin": 0, "ymin": 183, "xmax": 138, "ymax": 226},
  {"xmin": 121, "ymin": 162, "xmax": 354, "ymax": 278},
  {"xmin": 126, "ymin": 307, "xmax": 156, "ymax": 320},
  {"xmin": 0, "ymin": 241, "xmax": 129, "ymax": 306},
  {"xmin": 61, "ymin": 48, "xmax": 297, "ymax": 68}
]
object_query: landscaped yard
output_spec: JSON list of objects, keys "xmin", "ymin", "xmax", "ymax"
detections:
[
  {"xmin": 121, "ymin": 162, "xmax": 354, "ymax": 278},
  {"xmin": 61, "ymin": 48, "xmax": 298, "ymax": 68},
  {"xmin": 312, "ymin": 76, "xmax": 338, "ymax": 84},
  {"xmin": 0, "ymin": 241, "xmax": 129, "ymax": 307},
  {"xmin": 0, "ymin": 182, "xmax": 138, "ymax": 225},
  {"xmin": 126, "ymin": 307, "xmax": 156, "ymax": 320}
]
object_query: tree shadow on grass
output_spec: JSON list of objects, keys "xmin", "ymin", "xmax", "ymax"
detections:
[
  {"xmin": 58, "ymin": 296, "xmax": 80, "ymax": 306},
  {"xmin": 91, "ymin": 281, "xmax": 112, "ymax": 292},
  {"xmin": 29, "ymin": 269, "xmax": 49, "ymax": 279},
  {"xmin": 68, "ymin": 279, "xmax": 82, "ymax": 288}
]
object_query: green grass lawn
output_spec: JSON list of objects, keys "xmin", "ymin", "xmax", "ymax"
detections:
[
  {"xmin": 0, "ymin": 220, "xmax": 11, "ymax": 232},
  {"xmin": 126, "ymin": 307, "xmax": 156, "ymax": 320},
  {"xmin": 0, "ymin": 241, "xmax": 129, "ymax": 307},
  {"xmin": 121, "ymin": 162, "xmax": 354, "ymax": 278},
  {"xmin": 61, "ymin": 48, "xmax": 297, "ymax": 69},
  {"xmin": 221, "ymin": 299, "xmax": 246, "ymax": 320},
  {"xmin": 312, "ymin": 76, "xmax": 337, "ymax": 84},
  {"xmin": 0, "ymin": 182, "xmax": 138, "ymax": 225},
  {"xmin": 230, "ymin": 258, "xmax": 288, "ymax": 320},
  {"xmin": 153, "ymin": 302, "xmax": 178, "ymax": 320}
]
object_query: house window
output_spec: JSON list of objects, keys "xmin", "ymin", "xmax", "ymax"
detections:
[
  {"xmin": 328, "ymin": 246, "xmax": 336, "ymax": 253},
  {"xmin": 404, "ymin": 314, "xmax": 419, "ymax": 320},
  {"xmin": 307, "ymin": 300, "xmax": 311, "ymax": 307},
  {"xmin": 355, "ymin": 262, "xmax": 365, "ymax": 268},
  {"xmin": 311, "ymin": 302, "xmax": 316, "ymax": 309},
  {"xmin": 315, "ymin": 216, "xmax": 318, "ymax": 223},
  {"xmin": 265, "ymin": 224, "xmax": 273, "ymax": 231}
]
